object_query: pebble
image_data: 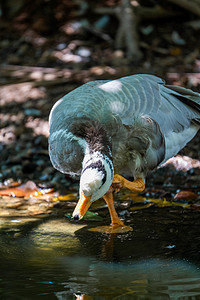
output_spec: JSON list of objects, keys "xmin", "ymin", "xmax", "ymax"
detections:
[
  {"xmin": 24, "ymin": 108, "xmax": 41, "ymax": 116},
  {"xmin": 76, "ymin": 47, "xmax": 91, "ymax": 57},
  {"xmin": 56, "ymin": 43, "xmax": 67, "ymax": 50},
  {"xmin": 36, "ymin": 159, "xmax": 45, "ymax": 166},
  {"xmin": 39, "ymin": 174, "xmax": 49, "ymax": 181}
]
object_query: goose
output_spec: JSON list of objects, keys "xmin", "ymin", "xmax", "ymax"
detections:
[{"xmin": 49, "ymin": 74, "xmax": 200, "ymax": 230}]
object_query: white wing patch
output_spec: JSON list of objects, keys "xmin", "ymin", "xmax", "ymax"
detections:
[
  {"xmin": 109, "ymin": 101, "xmax": 125, "ymax": 114},
  {"xmin": 99, "ymin": 80, "xmax": 122, "ymax": 93}
]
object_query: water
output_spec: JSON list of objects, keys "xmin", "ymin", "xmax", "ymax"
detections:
[{"xmin": 0, "ymin": 207, "xmax": 200, "ymax": 299}]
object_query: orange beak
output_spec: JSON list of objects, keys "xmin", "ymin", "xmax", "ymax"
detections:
[{"xmin": 72, "ymin": 192, "xmax": 92, "ymax": 221}]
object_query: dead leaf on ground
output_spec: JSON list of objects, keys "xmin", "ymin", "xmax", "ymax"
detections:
[
  {"xmin": 52, "ymin": 193, "xmax": 77, "ymax": 201},
  {"xmin": 163, "ymin": 155, "xmax": 200, "ymax": 171},
  {"xmin": 0, "ymin": 181, "xmax": 54, "ymax": 198},
  {"xmin": 174, "ymin": 190, "xmax": 199, "ymax": 201}
]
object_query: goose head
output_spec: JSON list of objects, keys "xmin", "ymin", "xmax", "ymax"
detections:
[{"xmin": 71, "ymin": 121, "xmax": 114, "ymax": 220}]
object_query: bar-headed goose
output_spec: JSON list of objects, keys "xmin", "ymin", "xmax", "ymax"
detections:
[{"xmin": 49, "ymin": 74, "xmax": 200, "ymax": 230}]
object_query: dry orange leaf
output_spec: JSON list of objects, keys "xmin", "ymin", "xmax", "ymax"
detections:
[
  {"xmin": 0, "ymin": 187, "xmax": 25, "ymax": 197},
  {"xmin": 52, "ymin": 193, "xmax": 77, "ymax": 201},
  {"xmin": 0, "ymin": 181, "xmax": 54, "ymax": 198},
  {"xmin": 174, "ymin": 190, "xmax": 199, "ymax": 201}
]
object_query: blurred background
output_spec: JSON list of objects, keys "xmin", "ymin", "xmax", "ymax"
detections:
[{"xmin": 0, "ymin": 0, "xmax": 200, "ymax": 192}]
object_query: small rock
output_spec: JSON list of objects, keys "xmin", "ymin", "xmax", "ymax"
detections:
[
  {"xmin": 140, "ymin": 25, "xmax": 154, "ymax": 35},
  {"xmin": 171, "ymin": 31, "xmax": 186, "ymax": 45},
  {"xmin": 39, "ymin": 174, "xmax": 49, "ymax": 181},
  {"xmin": 56, "ymin": 43, "xmax": 67, "ymax": 50},
  {"xmin": 24, "ymin": 108, "xmax": 41, "ymax": 116},
  {"xmin": 76, "ymin": 47, "xmax": 91, "ymax": 57}
]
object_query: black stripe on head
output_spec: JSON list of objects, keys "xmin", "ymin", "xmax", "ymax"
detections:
[{"xmin": 82, "ymin": 160, "xmax": 107, "ymax": 185}]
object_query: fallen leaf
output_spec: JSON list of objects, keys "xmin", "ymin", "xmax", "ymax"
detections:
[
  {"xmin": 163, "ymin": 155, "xmax": 200, "ymax": 171},
  {"xmin": 129, "ymin": 202, "xmax": 154, "ymax": 211},
  {"xmin": 121, "ymin": 193, "xmax": 145, "ymax": 202},
  {"xmin": 35, "ymin": 191, "xmax": 59, "ymax": 201},
  {"xmin": 148, "ymin": 198, "xmax": 165, "ymax": 205},
  {"xmin": 0, "ymin": 180, "xmax": 21, "ymax": 189},
  {"xmin": 52, "ymin": 193, "xmax": 77, "ymax": 201},
  {"xmin": 153, "ymin": 198, "xmax": 173, "ymax": 207},
  {"xmin": 0, "ymin": 187, "xmax": 25, "ymax": 197},
  {"xmin": 0, "ymin": 181, "xmax": 54, "ymax": 198},
  {"xmin": 172, "ymin": 201, "xmax": 190, "ymax": 208},
  {"xmin": 65, "ymin": 211, "xmax": 103, "ymax": 221},
  {"xmin": 174, "ymin": 190, "xmax": 199, "ymax": 201},
  {"xmin": 82, "ymin": 211, "xmax": 103, "ymax": 221},
  {"xmin": 128, "ymin": 197, "xmax": 191, "ymax": 210},
  {"xmin": 150, "ymin": 198, "xmax": 190, "ymax": 208}
]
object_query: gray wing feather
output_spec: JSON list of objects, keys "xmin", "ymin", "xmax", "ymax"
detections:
[{"xmin": 116, "ymin": 74, "xmax": 200, "ymax": 133}]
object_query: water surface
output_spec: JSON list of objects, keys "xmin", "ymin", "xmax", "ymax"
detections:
[{"xmin": 0, "ymin": 207, "xmax": 200, "ymax": 299}]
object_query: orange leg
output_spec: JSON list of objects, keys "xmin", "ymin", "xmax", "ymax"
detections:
[
  {"xmin": 89, "ymin": 175, "xmax": 145, "ymax": 233},
  {"xmin": 112, "ymin": 174, "xmax": 145, "ymax": 193},
  {"xmin": 103, "ymin": 192, "xmax": 125, "ymax": 227},
  {"xmin": 102, "ymin": 175, "xmax": 145, "ymax": 228}
]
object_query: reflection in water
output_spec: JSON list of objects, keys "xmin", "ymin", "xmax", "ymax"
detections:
[
  {"xmin": 56, "ymin": 257, "xmax": 200, "ymax": 299},
  {"xmin": 0, "ymin": 207, "xmax": 200, "ymax": 299}
]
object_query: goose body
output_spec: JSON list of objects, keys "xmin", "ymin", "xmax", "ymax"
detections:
[{"xmin": 49, "ymin": 74, "xmax": 200, "ymax": 226}]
